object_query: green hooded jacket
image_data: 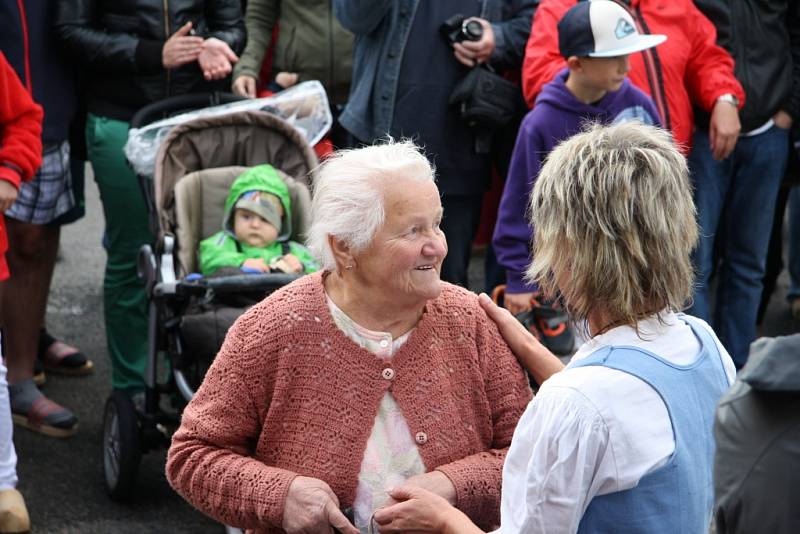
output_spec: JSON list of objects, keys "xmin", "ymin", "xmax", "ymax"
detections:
[{"xmin": 198, "ymin": 165, "xmax": 319, "ymax": 276}]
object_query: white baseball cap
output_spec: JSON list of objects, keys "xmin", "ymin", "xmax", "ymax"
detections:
[{"xmin": 558, "ymin": 0, "xmax": 666, "ymax": 58}]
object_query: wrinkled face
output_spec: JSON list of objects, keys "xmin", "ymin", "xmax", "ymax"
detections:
[
  {"xmin": 353, "ymin": 178, "xmax": 448, "ymax": 306},
  {"xmin": 233, "ymin": 208, "xmax": 278, "ymax": 248},
  {"xmin": 578, "ymin": 55, "xmax": 630, "ymax": 92}
]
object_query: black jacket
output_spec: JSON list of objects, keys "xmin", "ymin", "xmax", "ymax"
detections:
[
  {"xmin": 54, "ymin": 0, "xmax": 245, "ymax": 121},
  {"xmin": 714, "ymin": 334, "xmax": 800, "ymax": 534},
  {"xmin": 1, "ymin": 0, "xmax": 76, "ymax": 143},
  {"xmin": 695, "ymin": 0, "xmax": 800, "ymax": 132}
]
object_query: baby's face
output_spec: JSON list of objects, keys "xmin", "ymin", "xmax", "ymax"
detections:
[{"xmin": 233, "ymin": 209, "xmax": 279, "ymax": 248}]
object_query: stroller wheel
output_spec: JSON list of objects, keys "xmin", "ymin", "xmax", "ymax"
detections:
[{"xmin": 102, "ymin": 390, "xmax": 142, "ymax": 501}]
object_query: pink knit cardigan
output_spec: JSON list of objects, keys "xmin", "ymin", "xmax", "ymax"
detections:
[{"xmin": 166, "ymin": 272, "xmax": 531, "ymax": 533}]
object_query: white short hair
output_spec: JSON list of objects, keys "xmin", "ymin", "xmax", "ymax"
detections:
[{"xmin": 306, "ymin": 139, "xmax": 435, "ymax": 271}]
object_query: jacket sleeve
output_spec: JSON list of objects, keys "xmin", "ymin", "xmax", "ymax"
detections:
[
  {"xmin": 166, "ymin": 311, "xmax": 298, "ymax": 529},
  {"xmin": 435, "ymin": 302, "xmax": 532, "ymax": 528},
  {"xmin": 199, "ymin": 234, "xmax": 247, "ymax": 275},
  {"xmin": 683, "ymin": 3, "xmax": 745, "ymax": 113},
  {"xmin": 492, "ymin": 114, "xmax": 542, "ymax": 294},
  {"xmin": 520, "ymin": 0, "xmax": 571, "ymax": 107},
  {"xmin": 488, "ymin": 0, "xmax": 538, "ymax": 71},
  {"xmin": 333, "ymin": 0, "xmax": 392, "ymax": 35},
  {"xmin": 783, "ymin": 0, "xmax": 800, "ymax": 121},
  {"xmin": 232, "ymin": 0, "xmax": 279, "ymax": 81},
  {"xmin": 205, "ymin": 0, "xmax": 246, "ymax": 54},
  {"xmin": 54, "ymin": 0, "xmax": 164, "ymax": 75},
  {"xmin": 0, "ymin": 54, "xmax": 43, "ymax": 188}
]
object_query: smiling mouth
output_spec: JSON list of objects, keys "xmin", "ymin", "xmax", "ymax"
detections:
[{"xmin": 415, "ymin": 265, "xmax": 436, "ymax": 271}]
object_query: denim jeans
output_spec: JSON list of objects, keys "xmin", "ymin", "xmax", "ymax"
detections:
[
  {"xmin": 789, "ymin": 186, "xmax": 800, "ymax": 300},
  {"xmin": 688, "ymin": 125, "xmax": 789, "ymax": 367}
]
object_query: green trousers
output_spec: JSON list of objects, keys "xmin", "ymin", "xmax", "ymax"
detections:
[{"xmin": 86, "ymin": 114, "xmax": 153, "ymax": 393}]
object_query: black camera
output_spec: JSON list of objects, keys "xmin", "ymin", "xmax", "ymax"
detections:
[{"xmin": 439, "ymin": 14, "xmax": 484, "ymax": 44}]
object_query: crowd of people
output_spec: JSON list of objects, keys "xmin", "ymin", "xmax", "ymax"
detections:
[{"xmin": 1, "ymin": 0, "xmax": 799, "ymax": 533}]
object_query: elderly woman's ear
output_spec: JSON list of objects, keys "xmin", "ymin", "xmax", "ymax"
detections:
[{"xmin": 327, "ymin": 234, "xmax": 356, "ymax": 274}]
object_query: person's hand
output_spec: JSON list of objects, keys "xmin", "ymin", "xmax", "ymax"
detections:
[
  {"xmin": 503, "ymin": 291, "xmax": 534, "ymax": 316},
  {"xmin": 774, "ymin": 109, "xmax": 794, "ymax": 130},
  {"xmin": 272, "ymin": 254, "xmax": 303, "ymax": 274},
  {"xmin": 452, "ymin": 18, "xmax": 495, "ymax": 67},
  {"xmin": 198, "ymin": 37, "xmax": 238, "ymax": 81},
  {"xmin": 389, "ymin": 471, "xmax": 456, "ymax": 507},
  {"xmin": 282, "ymin": 476, "xmax": 358, "ymax": 534},
  {"xmin": 0, "ymin": 180, "xmax": 18, "ymax": 211},
  {"xmin": 162, "ymin": 22, "xmax": 204, "ymax": 69},
  {"xmin": 478, "ymin": 292, "xmax": 564, "ymax": 384},
  {"xmin": 241, "ymin": 258, "xmax": 270, "ymax": 272},
  {"xmin": 709, "ymin": 99, "xmax": 741, "ymax": 161},
  {"xmin": 232, "ymin": 75, "xmax": 258, "ymax": 98},
  {"xmin": 373, "ymin": 486, "xmax": 468, "ymax": 533},
  {"xmin": 275, "ymin": 71, "xmax": 299, "ymax": 89}
]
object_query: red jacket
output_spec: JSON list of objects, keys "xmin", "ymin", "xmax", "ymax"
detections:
[
  {"xmin": 0, "ymin": 51, "xmax": 42, "ymax": 279},
  {"xmin": 522, "ymin": 0, "xmax": 745, "ymax": 151}
]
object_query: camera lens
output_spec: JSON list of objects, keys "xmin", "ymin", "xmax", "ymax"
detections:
[{"xmin": 462, "ymin": 20, "xmax": 483, "ymax": 41}]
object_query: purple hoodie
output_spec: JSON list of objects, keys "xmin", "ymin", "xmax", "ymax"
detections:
[{"xmin": 493, "ymin": 68, "xmax": 662, "ymax": 293}]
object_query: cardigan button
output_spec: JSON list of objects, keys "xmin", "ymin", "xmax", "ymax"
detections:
[
  {"xmin": 382, "ymin": 368, "xmax": 395, "ymax": 380},
  {"xmin": 415, "ymin": 432, "xmax": 428, "ymax": 445}
]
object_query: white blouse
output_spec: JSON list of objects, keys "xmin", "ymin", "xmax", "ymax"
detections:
[{"xmin": 495, "ymin": 312, "xmax": 736, "ymax": 534}]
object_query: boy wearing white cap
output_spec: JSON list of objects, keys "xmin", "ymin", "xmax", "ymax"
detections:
[{"xmin": 494, "ymin": 0, "xmax": 665, "ymax": 317}]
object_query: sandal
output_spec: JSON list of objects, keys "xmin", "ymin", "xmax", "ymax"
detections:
[
  {"xmin": 10, "ymin": 382, "xmax": 78, "ymax": 438},
  {"xmin": 37, "ymin": 329, "xmax": 93, "ymax": 376}
]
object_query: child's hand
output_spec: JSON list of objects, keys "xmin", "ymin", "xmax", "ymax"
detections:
[
  {"xmin": 242, "ymin": 258, "xmax": 270, "ymax": 272},
  {"xmin": 0, "ymin": 180, "xmax": 19, "ymax": 211},
  {"xmin": 280, "ymin": 254, "xmax": 303, "ymax": 273},
  {"xmin": 270, "ymin": 254, "xmax": 303, "ymax": 274}
]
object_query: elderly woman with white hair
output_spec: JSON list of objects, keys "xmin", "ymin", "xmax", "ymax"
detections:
[
  {"xmin": 165, "ymin": 140, "xmax": 531, "ymax": 534},
  {"xmin": 372, "ymin": 122, "xmax": 737, "ymax": 534}
]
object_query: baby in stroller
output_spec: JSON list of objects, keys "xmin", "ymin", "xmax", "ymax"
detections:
[{"xmin": 199, "ymin": 164, "xmax": 318, "ymax": 276}]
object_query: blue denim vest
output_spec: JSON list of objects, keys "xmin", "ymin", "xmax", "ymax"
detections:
[
  {"xmin": 333, "ymin": 0, "xmax": 535, "ymax": 142},
  {"xmin": 570, "ymin": 315, "xmax": 729, "ymax": 534}
]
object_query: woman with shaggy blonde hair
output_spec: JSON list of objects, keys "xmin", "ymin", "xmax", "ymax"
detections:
[{"xmin": 373, "ymin": 122, "xmax": 736, "ymax": 534}]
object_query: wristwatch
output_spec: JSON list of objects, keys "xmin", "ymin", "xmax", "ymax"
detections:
[{"xmin": 716, "ymin": 93, "xmax": 740, "ymax": 108}]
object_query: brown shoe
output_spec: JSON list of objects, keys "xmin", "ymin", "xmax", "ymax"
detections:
[{"xmin": 0, "ymin": 489, "xmax": 30, "ymax": 533}]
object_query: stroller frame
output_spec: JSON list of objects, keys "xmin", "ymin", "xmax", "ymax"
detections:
[{"xmin": 102, "ymin": 92, "xmax": 318, "ymax": 502}]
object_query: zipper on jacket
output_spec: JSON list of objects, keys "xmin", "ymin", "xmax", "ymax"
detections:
[
  {"xmin": 328, "ymin": 1, "xmax": 335, "ymax": 102},
  {"xmin": 15, "ymin": 0, "xmax": 32, "ymax": 92},
  {"xmin": 632, "ymin": 5, "xmax": 670, "ymax": 129},
  {"xmin": 163, "ymin": 0, "xmax": 172, "ymax": 97}
]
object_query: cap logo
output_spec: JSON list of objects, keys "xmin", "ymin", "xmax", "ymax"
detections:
[{"xmin": 614, "ymin": 18, "xmax": 635, "ymax": 40}]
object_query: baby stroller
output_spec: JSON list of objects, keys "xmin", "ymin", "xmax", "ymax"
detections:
[{"xmin": 102, "ymin": 89, "xmax": 323, "ymax": 502}]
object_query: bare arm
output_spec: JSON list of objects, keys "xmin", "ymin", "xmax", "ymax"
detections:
[{"xmin": 478, "ymin": 292, "xmax": 564, "ymax": 384}]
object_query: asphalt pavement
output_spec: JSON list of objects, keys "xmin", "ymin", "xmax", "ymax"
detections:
[
  {"xmin": 17, "ymin": 164, "xmax": 800, "ymax": 533},
  {"xmin": 19, "ymin": 167, "xmax": 218, "ymax": 533}
]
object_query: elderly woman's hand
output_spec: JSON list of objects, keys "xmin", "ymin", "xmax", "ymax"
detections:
[
  {"xmin": 282, "ymin": 476, "xmax": 358, "ymax": 534},
  {"xmin": 402, "ymin": 471, "xmax": 456, "ymax": 505},
  {"xmin": 373, "ymin": 486, "xmax": 480, "ymax": 534}
]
